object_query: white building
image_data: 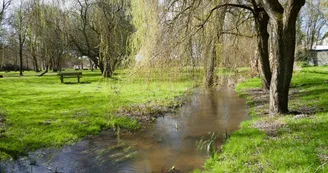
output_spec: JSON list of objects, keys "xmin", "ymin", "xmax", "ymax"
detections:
[{"xmin": 309, "ymin": 37, "xmax": 328, "ymax": 66}]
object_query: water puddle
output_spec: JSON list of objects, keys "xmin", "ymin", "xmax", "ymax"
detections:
[{"xmin": 1, "ymin": 85, "xmax": 249, "ymax": 173}]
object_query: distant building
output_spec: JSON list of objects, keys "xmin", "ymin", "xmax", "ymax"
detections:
[
  {"xmin": 73, "ymin": 56, "xmax": 94, "ymax": 70},
  {"xmin": 309, "ymin": 37, "xmax": 328, "ymax": 66}
]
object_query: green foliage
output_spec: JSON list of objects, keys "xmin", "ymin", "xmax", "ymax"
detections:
[
  {"xmin": 129, "ymin": 0, "xmax": 159, "ymax": 62},
  {"xmin": 0, "ymin": 70, "xmax": 193, "ymax": 160},
  {"xmin": 296, "ymin": 61, "xmax": 310, "ymax": 68},
  {"xmin": 235, "ymin": 77, "xmax": 261, "ymax": 93},
  {"xmin": 204, "ymin": 66, "xmax": 328, "ymax": 172}
]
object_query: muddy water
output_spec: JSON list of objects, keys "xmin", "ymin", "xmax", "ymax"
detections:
[{"xmin": 1, "ymin": 86, "xmax": 248, "ymax": 173}]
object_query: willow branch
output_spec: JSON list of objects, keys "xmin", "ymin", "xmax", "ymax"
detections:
[{"xmin": 197, "ymin": 3, "xmax": 254, "ymax": 28}]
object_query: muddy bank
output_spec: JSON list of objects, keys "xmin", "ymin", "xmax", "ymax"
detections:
[{"xmin": 115, "ymin": 94, "xmax": 189, "ymax": 124}]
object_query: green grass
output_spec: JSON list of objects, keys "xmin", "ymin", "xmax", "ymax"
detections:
[
  {"xmin": 204, "ymin": 66, "xmax": 328, "ymax": 173},
  {"xmin": 0, "ymin": 69, "xmax": 194, "ymax": 160}
]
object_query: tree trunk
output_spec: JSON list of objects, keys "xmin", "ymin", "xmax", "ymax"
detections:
[
  {"xmin": 98, "ymin": 61, "xmax": 104, "ymax": 74},
  {"xmin": 204, "ymin": 39, "xmax": 216, "ymax": 87},
  {"xmin": 204, "ymin": 1, "xmax": 227, "ymax": 87},
  {"xmin": 19, "ymin": 42, "xmax": 23, "ymax": 76},
  {"xmin": 34, "ymin": 59, "xmax": 40, "ymax": 72},
  {"xmin": 39, "ymin": 59, "xmax": 51, "ymax": 77},
  {"xmin": 32, "ymin": 52, "xmax": 40, "ymax": 72},
  {"xmin": 1, "ymin": 45, "xmax": 5, "ymax": 69},
  {"xmin": 255, "ymin": 9, "xmax": 271, "ymax": 91},
  {"xmin": 14, "ymin": 54, "xmax": 18, "ymax": 71},
  {"xmin": 102, "ymin": 59, "xmax": 113, "ymax": 77},
  {"xmin": 25, "ymin": 56, "xmax": 29, "ymax": 71},
  {"xmin": 261, "ymin": 0, "xmax": 305, "ymax": 114},
  {"xmin": 89, "ymin": 59, "xmax": 94, "ymax": 71},
  {"xmin": 39, "ymin": 65, "xmax": 48, "ymax": 76},
  {"xmin": 269, "ymin": 22, "xmax": 291, "ymax": 114}
]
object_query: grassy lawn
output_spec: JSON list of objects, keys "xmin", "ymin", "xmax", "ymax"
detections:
[
  {"xmin": 203, "ymin": 66, "xmax": 328, "ymax": 173},
  {"xmin": 0, "ymin": 70, "xmax": 194, "ymax": 160}
]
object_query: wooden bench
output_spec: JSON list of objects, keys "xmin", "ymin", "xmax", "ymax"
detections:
[{"xmin": 57, "ymin": 72, "xmax": 82, "ymax": 83}]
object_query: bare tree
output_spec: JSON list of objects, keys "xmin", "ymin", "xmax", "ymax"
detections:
[
  {"xmin": 12, "ymin": 1, "xmax": 28, "ymax": 76},
  {"xmin": 301, "ymin": 0, "xmax": 327, "ymax": 65},
  {"xmin": 0, "ymin": 0, "xmax": 11, "ymax": 23},
  {"xmin": 0, "ymin": 0, "xmax": 11, "ymax": 69}
]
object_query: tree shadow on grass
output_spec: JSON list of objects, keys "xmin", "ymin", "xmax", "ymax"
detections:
[
  {"xmin": 224, "ymin": 119, "xmax": 328, "ymax": 172},
  {"xmin": 302, "ymin": 70, "xmax": 328, "ymax": 75},
  {"xmin": 0, "ymin": 147, "xmax": 26, "ymax": 160},
  {"xmin": 63, "ymin": 82, "xmax": 92, "ymax": 85},
  {"xmin": 291, "ymin": 87, "xmax": 328, "ymax": 113}
]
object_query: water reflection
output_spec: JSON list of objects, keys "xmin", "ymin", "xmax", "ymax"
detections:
[{"xmin": 1, "ymin": 85, "xmax": 248, "ymax": 173}]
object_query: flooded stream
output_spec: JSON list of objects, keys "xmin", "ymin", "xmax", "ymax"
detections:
[{"xmin": 1, "ymin": 85, "xmax": 248, "ymax": 173}]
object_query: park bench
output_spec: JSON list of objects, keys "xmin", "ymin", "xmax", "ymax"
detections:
[{"xmin": 57, "ymin": 72, "xmax": 82, "ymax": 83}]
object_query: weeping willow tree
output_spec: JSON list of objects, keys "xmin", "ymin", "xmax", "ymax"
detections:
[
  {"xmin": 37, "ymin": 1, "xmax": 69, "ymax": 74},
  {"xmin": 129, "ymin": 0, "xmax": 201, "ymax": 83},
  {"xmin": 25, "ymin": 0, "xmax": 43, "ymax": 72},
  {"xmin": 129, "ymin": 0, "xmax": 160, "ymax": 78},
  {"xmin": 128, "ymin": 0, "xmax": 255, "ymax": 87}
]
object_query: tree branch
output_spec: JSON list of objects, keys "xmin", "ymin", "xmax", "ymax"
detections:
[
  {"xmin": 198, "ymin": 3, "xmax": 254, "ymax": 28},
  {"xmin": 260, "ymin": 0, "xmax": 283, "ymax": 19}
]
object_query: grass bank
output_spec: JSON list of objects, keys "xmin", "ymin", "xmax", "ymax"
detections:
[
  {"xmin": 0, "ymin": 70, "xmax": 194, "ymax": 160},
  {"xmin": 204, "ymin": 66, "xmax": 328, "ymax": 172}
]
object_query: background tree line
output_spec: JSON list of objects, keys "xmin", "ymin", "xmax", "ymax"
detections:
[
  {"xmin": 0, "ymin": 0, "xmax": 327, "ymax": 114},
  {"xmin": 0, "ymin": 0, "xmax": 133, "ymax": 77}
]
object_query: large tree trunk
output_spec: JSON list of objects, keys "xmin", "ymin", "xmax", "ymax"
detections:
[
  {"xmin": 261, "ymin": 0, "xmax": 305, "ymax": 114},
  {"xmin": 254, "ymin": 9, "xmax": 271, "ymax": 91}
]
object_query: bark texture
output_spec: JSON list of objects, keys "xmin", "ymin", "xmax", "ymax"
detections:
[
  {"xmin": 204, "ymin": 39, "xmax": 216, "ymax": 87},
  {"xmin": 102, "ymin": 59, "xmax": 113, "ymax": 77},
  {"xmin": 253, "ymin": 5, "xmax": 271, "ymax": 91}
]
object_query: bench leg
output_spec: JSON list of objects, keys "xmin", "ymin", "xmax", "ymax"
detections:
[
  {"xmin": 78, "ymin": 76, "xmax": 80, "ymax": 83},
  {"xmin": 60, "ymin": 77, "xmax": 64, "ymax": 83}
]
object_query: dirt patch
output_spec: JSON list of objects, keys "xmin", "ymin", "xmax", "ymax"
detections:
[
  {"xmin": 292, "ymin": 114, "xmax": 315, "ymax": 119},
  {"xmin": 243, "ymin": 88, "xmax": 269, "ymax": 117},
  {"xmin": 115, "ymin": 96, "xmax": 188, "ymax": 124},
  {"xmin": 245, "ymin": 88, "xmax": 322, "ymax": 116},
  {"xmin": 317, "ymin": 147, "xmax": 328, "ymax": 165},
  {"xmin": 252, "ymin": 119, "xmax": 285, "ymax": 137},
  {"xmin": 242, "ymin": 88, "xmax": 319, "ymax": 135},
  {"xmin": 319, "ymin": 154, "xmax": 328, "ymax": 164}
]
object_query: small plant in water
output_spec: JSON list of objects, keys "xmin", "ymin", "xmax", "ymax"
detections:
[
  {"xmin": 115, "ymin": 125, "xmax": 121, "ymax": 145},
  {"xmin": 196, "ymin": 132, "xmax": 218, "ymax": 158},
  {"xmin": 111, "ymin": 123, "xmax": 122, "ymax": 145},
  {"xmin": 224, "ymin": 129, "xmax": 230, "ymax": 142}
]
